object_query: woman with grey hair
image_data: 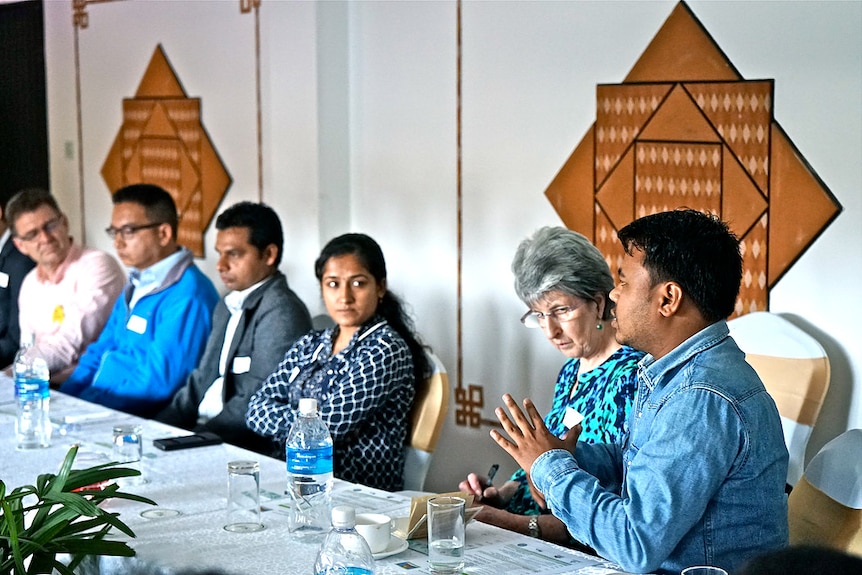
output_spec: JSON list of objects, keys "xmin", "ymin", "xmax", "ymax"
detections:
[{"xmin": 460, "ymin": 226, "xmax": 643, "ymax": 546}]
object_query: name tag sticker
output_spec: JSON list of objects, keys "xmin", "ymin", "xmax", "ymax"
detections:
[
  {"xmin": 288, "ymin": 366, "xmax": 300, "ymax": 383},
  {"xmin": 126, "ymin": 315, "xmax": 148, "ymax": 334},
  {"xmin": 232, "ymin": 356, "xmax": 251, "ymax": 374},
  {"xmin": 563, "ymin": 407, "xmax": 584, "ymax": 429},
  {"xmin": 0, "ymin": 272, "xmax": 8, "ymax": 288}
]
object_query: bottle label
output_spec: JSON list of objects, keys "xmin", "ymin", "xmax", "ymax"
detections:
[
  {"xmin": 286, "ymin": 445, "xmax": 333, "ymax": 474},
  {"xmin": 15, "ymin": 377, "xmax": 50, "ymax": 399}
]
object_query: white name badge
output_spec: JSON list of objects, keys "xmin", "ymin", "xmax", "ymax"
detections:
[
  {"xmin": 563, "ymin": 407, "xmax": 584, "ymax": 430},
  {"xmin": 232, "ymin": 356, "xmax": 251, "ymax": 374},
  {"xmin": 126, "ymin": 315, "xmax": 148, "ymax": 334},
  {"xmin": 288, "ymin": 366, "xmax": 301, "ymax": 383},
  {"xmin": 0, "ymin": 272, "xmax": 8, "ymax": 288}
]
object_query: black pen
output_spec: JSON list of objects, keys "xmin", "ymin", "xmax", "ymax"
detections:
[{"xmin": 487, "ymin": 463, "xmax": 499, "ymax": 485}]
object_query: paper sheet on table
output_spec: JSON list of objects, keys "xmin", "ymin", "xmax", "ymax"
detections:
[
  {"xmin": 392, "ymin": 491, "xmax": 481, "ymax": 540},
  {"xmin": 387, "ymin": 526, "xmax": 632, "ymax": 575}
]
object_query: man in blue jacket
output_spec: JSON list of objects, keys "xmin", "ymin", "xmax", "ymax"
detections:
[{"xmin": 61, "ymin": 184, "xmax": 218, "ymax": 417}]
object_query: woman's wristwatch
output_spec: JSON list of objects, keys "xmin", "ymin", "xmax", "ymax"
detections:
[{"xmin": 527, "ymin": 515, "xmax": 542, "ymax": 539}]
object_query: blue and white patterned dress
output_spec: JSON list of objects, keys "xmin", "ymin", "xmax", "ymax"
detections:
[
  {"xmin": 246, "ymin": 315, "xmax": 415, "ymax": 491},
  {"xmin": 505, "ymin": 345, "xmax": 643, "ymax": 515}
]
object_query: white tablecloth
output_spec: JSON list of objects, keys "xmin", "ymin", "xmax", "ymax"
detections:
[{"xmin": 0, "ymin": 380, "xmax": 630, "ymax": 575}]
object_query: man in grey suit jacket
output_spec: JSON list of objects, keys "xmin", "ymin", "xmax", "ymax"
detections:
[
  {"xmin": 0, "ymin": 190, "xmax": 36, "ymax": 367},
  {"xmin": 157, "ymin": 202, "xmax": 312, "ymax": 453}
]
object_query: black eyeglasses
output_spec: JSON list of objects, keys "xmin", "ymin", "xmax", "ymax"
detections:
[
  {"xmin": 16, "ymin": 216, "xmax": 63, "ymax": 243},
  {"xmin": 105, "ymin": 222, "xmax": 163, "ymax": 241}
]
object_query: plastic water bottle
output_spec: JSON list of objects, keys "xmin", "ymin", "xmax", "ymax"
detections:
[
  {"xmin": 313, "ymin": 505, "xmax": 375, "ymax": 575},
  {"xmin": 14, "ymin": 334, "xmax": 51, "ymax": 449},
  {"xmin": 286, "ymin": 397, "xmax": 334, "ymax": 542}
]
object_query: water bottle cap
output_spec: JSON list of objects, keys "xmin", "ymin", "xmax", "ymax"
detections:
[
  {"xmin": 331, "ymin": 505, "xmax": 355, "ymax": 528},
  {"xmin": 298, "ymin": 397, "xmax": 319, "ymax": 415}
]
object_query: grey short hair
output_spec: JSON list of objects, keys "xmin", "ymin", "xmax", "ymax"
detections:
[{"xmin": 511, "ymin": 226, "xmax": 615, "ymax": 319}]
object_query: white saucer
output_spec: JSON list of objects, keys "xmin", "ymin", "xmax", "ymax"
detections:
[{"xmin": 372, "ymin": 536, "xmax": 409, "ymax": 560}]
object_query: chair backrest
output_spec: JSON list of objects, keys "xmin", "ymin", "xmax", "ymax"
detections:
[
  {"xmin": 402, "ymin": 351, "xmax": 450, "ymax": 492},
  {"xmin": 788, "ymin": 429, "xmax": 862, "ymax": 556},
  {"xmin": 727, "ymin": 311, "xmax": 831, "ymax": 487}
]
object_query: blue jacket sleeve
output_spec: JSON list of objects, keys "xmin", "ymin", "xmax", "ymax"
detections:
[
  {"xmin": 60, "ymin": 295, "xmax": 126, "ymax": 396},
  {"xmin": 64, "ymin": 273, "xmax": 218, "ymax": 416}
]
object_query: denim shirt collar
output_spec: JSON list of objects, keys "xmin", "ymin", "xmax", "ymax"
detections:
[{"xmin": 639, "ymin": 320, "xmax": 730, "ymax": 392}]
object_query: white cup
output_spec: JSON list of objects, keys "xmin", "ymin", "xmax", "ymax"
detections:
[{"xmin": 355, "ymin": 512, "xmax": 391, "ymax": 553}]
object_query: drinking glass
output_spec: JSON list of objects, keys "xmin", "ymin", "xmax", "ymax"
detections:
[
  {"xmin": 681, "ymin": 567, "xmax": 728, "ymax": 575},
  {"xmin": 427, "ymin": 496, "xmax": 465, "ymax": 574},
  {"xmin": 224, "ymin": 460, "xmax": 264, "ymax": 532},
  {"xmin": 112, "ymin": 424, "xmax": 145, "ymax": 485}
]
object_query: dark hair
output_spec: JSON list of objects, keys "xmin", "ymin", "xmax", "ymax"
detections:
[
  {"xmin": 617, "ymin": 208, "xmax": 742, "ymax": 322},
  {"xmin": 738, "ymin": 544, "xmax": 862, "ymax": 575},
  {"xmin": 315, "ymin": 233, "xmax": 429, "ymax": 383},
  {"xmin": 6, "ymin": 188, "xmax": 62, "ymax": 234},
  {"xmin": 0, "ymin": 188, "xmax": 21, "ymax": 216},
  {"xmin": 215, "ymin": 202, "xmax": 284, "ymax": 266},
  {"xmin": 112, "ymin": 184, "xmax": 179, "ymax": 237}
]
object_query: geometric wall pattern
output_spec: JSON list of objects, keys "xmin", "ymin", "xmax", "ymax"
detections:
[
  {"xmin": 545, "ymin": 1, "xmax": 842, "ymax": 318},
  {"xmin": 101, "ymin": 45, "xmax": 232, "ymax": 257}
]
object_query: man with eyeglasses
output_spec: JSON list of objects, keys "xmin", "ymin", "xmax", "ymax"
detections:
[
  {"xmin": 7, "ymin": 188, "xmax": 125, "ymax": 384},
  {"xmin": 60, "ymin": 184, "xmax": 219, "ymax": 417},
  {"xmin": 0, "ymin": 189, "xmax": 36, "ymax": 367}
]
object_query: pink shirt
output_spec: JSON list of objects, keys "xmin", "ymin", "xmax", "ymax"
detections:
[{"xmin": 18, "ymin": 242, "xmax": 125, "ymax": 383}]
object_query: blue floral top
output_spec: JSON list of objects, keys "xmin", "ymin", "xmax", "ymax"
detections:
[{"xmin": 505, "ymin": 345, "xmax": 643, "ymax": 515}]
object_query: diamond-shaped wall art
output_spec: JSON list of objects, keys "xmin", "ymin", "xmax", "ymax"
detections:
[
  {"xmin": 102, "ymin": 45, "xmax": 232, "ymax": 257},
  {"xmin": 545, "ymin": 1, "xmax": 842, "ymax": 317}
]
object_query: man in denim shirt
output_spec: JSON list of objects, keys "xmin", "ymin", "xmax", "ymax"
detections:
[{"xmin": 491, "ymin": 210, "xmax": 788, "ymax": 575}]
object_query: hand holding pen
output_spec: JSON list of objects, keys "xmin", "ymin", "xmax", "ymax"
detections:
[
  {"xmin": 486, "ymin": 463, "xmax": 499, "ymax": 485},
  {"xmin": 458, "ymin": 464, "xmax": 503, "ymax": 507}
]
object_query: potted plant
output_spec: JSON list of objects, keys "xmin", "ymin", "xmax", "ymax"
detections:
[{"xmin": 1, "ymin": 445, "xmax": 155, "ymax": 574}]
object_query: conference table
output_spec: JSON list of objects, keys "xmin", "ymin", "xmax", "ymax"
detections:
[{"xmin": 0, "ymin": 379, "xmax": 632, "ymax": 575}]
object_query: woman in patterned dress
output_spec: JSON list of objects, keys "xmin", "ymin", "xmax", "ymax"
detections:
[
  {"xmin": 460, "ymin": 226, "xmax": 643, "ymax": 545},
  {"xmin": 246, "ymin": 233, "xmax": 428, "ymax": 491}
]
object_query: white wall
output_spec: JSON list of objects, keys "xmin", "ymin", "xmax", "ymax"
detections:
[{"xmin": 43, "ymin": 0, "xmax": 861, "ymax": 493}]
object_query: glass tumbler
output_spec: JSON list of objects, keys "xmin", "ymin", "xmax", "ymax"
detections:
[
  {"xmin": 427, "ymin": 496, "xmax": 466, "ymax": 574},
  {"xmin": 112, "ymin": 424, "xmax": 145, "ymax": 485},
  {"xmin": 225, "ymin": 460, "xmax": 264, "ymax": 532}
]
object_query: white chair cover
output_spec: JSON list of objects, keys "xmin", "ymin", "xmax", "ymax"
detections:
[{"xmin": 727, "ymin": 311, "xmax": 831, "ymax": 486}]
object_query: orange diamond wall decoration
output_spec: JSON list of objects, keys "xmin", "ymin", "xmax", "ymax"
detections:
[
  {"xmin": 545, "ymin": 2, "xmax": 841, "ymax": 317},
  {"xmin": 102, "ymin": 45, "xmax": 232, "ymax": 257}
]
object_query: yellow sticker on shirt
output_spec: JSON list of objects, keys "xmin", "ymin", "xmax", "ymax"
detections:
[{"xmin": 52, "ymin": 305, "xmax": 65, "ymax": 324}]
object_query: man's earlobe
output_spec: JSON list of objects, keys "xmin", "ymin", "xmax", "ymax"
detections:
[
  {"xmin": 659, "ymin": 283, "xmax": 683, "ymax": 316},
  {"xmin": 264, "ymin": 244, "xmax": 278, "ymax": 266}
]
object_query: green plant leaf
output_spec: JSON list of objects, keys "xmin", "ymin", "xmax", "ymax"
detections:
[
  {"xmin": 2, "ymin": 446, "xmax": 150, "ymax": 573},
  {"xmin": 48, "ymin": 446, "xmax": 78, "ymax": 496},
  {"xmin": 64, "ymin": 466, "xmax": 141, "ymax": 491},
  {"xmin": 0, "ymin": 499, "xmax": 25, "ymax": 574},
  {"xmin": 41, "ymin": 492, "xmax": 103, "ymax": 519}
]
